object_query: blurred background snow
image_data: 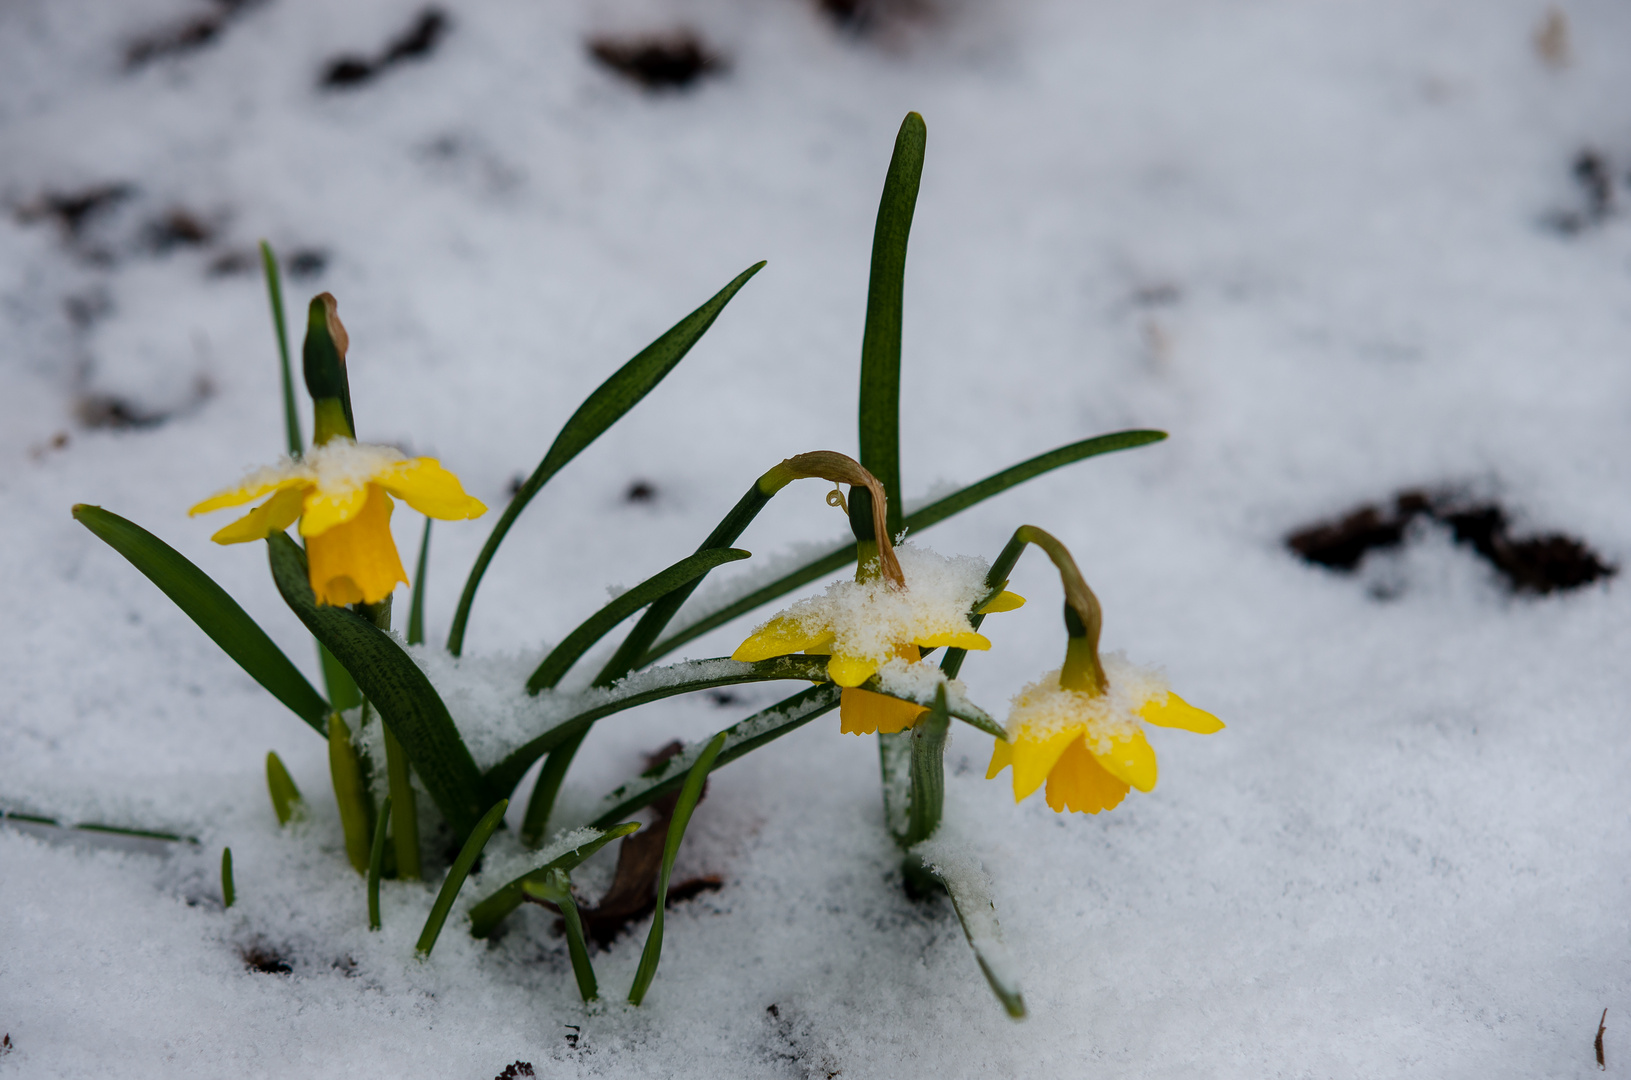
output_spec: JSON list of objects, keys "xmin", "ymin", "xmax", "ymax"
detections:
[{"xmin": 2, "ymin": 0, "xmax": 1629, "ymax": 1076}]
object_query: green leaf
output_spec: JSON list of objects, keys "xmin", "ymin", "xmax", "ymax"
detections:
[
  {"xmin": 526, "ymin": 547, "xmax": 751, "ymax": 694},
  {"xmin": 589, "ymin": 683, "xmax": 841, "ymax": 829},
  {"xmin": 913, "ymin": 841, "xmax": 1027, "ymax": 1019},
  {"xmin": 220, "ymin": 847, "xmax": 235, "ymax": 909},
  {"xmin": 628, "ymin": 730, "xmax": 726, "ymax": 1006},
  {"xmin": 522, "ymin": 870, "xmax": 598, "ymax": 1001},
  {"xmin": 265, "ymin": 751, "xmax": 305, "ymax": 826},
  {"xmin": 416, "ymin": 799, "xmax": 508, "ymax": 957},
  {"xmin": 384, "ymin": 726, "xmax": 420, "ymax": 880},
  {"xmin": 72, "ymin": 505, "xmax": 330, "ymax": 734},
  {"xmin": 267, "ymin": 533, "xmax": 493, "ymax": 837},
  {"xmin": 447, "ymin": 261, "xmax": 767, "ymax": 656},
  {"xmin": 486, "ymin": 656, "xmax": 832, "ymax": 799},
  {"xmin": 407, "ymin": 517, "xmax": 432, "ymax": 647},
  {"xmin": 319, "ymin": 644, "xmax": 362, "ymax": 714},
  {"xmin": 859, "ymin": 112, "xmax": 926, "ymax": 541},
  {"xmin": 368, "ymin": 794, "xmax": 392, "ymax": 930},
  {"xmin": 328, "ymin": 711, "xmax": 372, "ymax": 874},
  {"xmin": 467, "ymin": 821, "xmax": 640, "ymax": 939},
  {"xmin": 641, "ymin": 430, "xmax": 1167, "ymax": 663},
  {"xmin": 258, "ymin": 241, "xmax": 302, "ymax": 458}
]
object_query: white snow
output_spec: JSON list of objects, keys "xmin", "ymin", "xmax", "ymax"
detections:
[{"xmin": 3, "ymin": 0, "xmax": 1631, "ymax": 1076}]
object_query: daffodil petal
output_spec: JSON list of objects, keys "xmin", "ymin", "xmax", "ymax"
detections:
[
  {"xmin": 731, "ymin": 615, "xmax": 830, "ymax": 662},
  {"xmin": 1091, "ymin": 729, "xmax": 1158, "ymax": 793},
  {"xmin": 1044, "ymin": 739, "xmax": 1130, "ymax": 814},
  {"xmin": 825, "ymin": 653, "xmax": 880, "ymax": 688},
  {"xmin": 190, "ymin": 471, "xmax": 309, "ymax": 516},
  {"xmin": 1139, "ymin": 691, "xmax": 1224, "ymax": 734},
  {"xmin": 1009, "ymin": 726, "xmax": 1084, "ymax": 802},
  {"xmin": 209, "ymin": 485, "xmax": 308, "ymax": 545},
  {"xmin": 306, "ymin": 485, "xmax": 407, "ymax": 606},
  {"xmin": 974, "ymin": 590, "xmax": 1026, "ymax": 614},
  {"xmin": 913, "ymin": 630, "xmax": 991, "ymax": 652},
  {"xmin": 299, "ymin": 482, "xmax": 372, "ymax": 537},
  {"xmin": 378, "ymin": 458, "xmax": 487, "ymax": 520},
  {"xmin": 802, "ymin": 632, "xmax": 837, "ymax": 656},
  {"xmin": 985, "ymin": 737, "xmax": 1013, "ymax": 780},
  {"xmin": 839, "ymin": 688, "xmax": 926, "ymax": 735}
]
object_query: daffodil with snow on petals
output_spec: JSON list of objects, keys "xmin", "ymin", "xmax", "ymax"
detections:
[
  {"xmin": 978, "ymin": 523, "xmax": 1222, "ymax": 814},
  {"xmin": 728, "ymin": 450, "xmax": 1022, "ymax": 736},
  {"xmin": 190, "ymin": 439, "xmax": 486, "ymax": 606}
]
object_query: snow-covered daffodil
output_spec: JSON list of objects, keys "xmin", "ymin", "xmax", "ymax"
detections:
[
  {"xmin": 732, "ymin": 544, "xmax": 1024, "ymax": 734},
  {"xmin": 987, "ymin": 656, "xmax": 1222, "ymax": 814},
  {"xmin": 190, "ymin": 439, "xmax": 486, "ymax": 606}
]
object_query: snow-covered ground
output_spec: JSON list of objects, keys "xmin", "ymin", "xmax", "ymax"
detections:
[{"xmin": 3, "ymin": 0, "xmax": 1630, "ymax": 1076}]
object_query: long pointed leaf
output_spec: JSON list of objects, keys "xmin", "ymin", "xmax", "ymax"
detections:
[
  {"xmin": 258, "ymin": 241, "xmax": 302, "ymax": 458},
  {"xmin": 859, "ymin": 112, "xmax": 926, "ymax": 540},
  {"xmin": 523, "ymin": 870, "xmax": 599, "ymax": 1000},
  {"xmin": 467, "ymin": 821, "xmax": 641, "ymax": 939},
  {"xmin": 73, "ymin": 505, "xmax": 330, "ymax": 734},
  {"xmin": 267, "ymin": 533, "xmax": 492, "ymax": 836},
  {"xmin": 642, "ymin": 430, "xmax": 1166, "ymax": 662},
  {"xmin": 416, "ymin": 798, "xmax": 508, "ymax": 956},
  {"xmin": 628, "ymin": 730, "xmax": 726, "ymax": 1005},
  {"xmin": 526, "ymin": 547, "xmax": 750, "ymax": 694},
  {"xmin": 914, "ymin": 839, "xmax": 1027, "ymax": 1018},
  {"xmin": 448, "ymin": 261, "xmax": 766, "ymax": 656}
]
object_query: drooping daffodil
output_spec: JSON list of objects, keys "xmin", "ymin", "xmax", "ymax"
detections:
[
  {"xmin": 987, "ymin": 655, "xmax": 1222, "ymax": 814},
  {"xmin": 732, "ymin": 543, "xmax": 1024, "ymax": 734},
  {"xmin": 191, "ymin": 439, "xmax": 486, "ymax": 606}
]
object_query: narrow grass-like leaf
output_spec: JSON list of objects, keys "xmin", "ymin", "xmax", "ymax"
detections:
[
  {"xmin": 467, "ymin": 821, "xmax": 640, "ymax": 939},
  {"xmin": 407, "ymin": 518, "xmax": 432, "ymax": 647},
  {"xmin": 448, "ymin": 261, "xmax": 766, "ymax": 656},
  {"xmin": 258, "ymin": 241, "xmax": 302, "ymax": 457},
  {"xmin": 589, "ymin": 683, "xmax": 841, "ymax": 829},
  {"xmin": 522, "ymin": 870, "xmax": 598, "ymax": 1001},
  {"xmin": 487, "ymin": 656, "xmax": 831, "ymax": 798},
  {"xmin": 72, "ymin": 505, "xmax": 330, "ymax": 734},
  {"xmin": 221, "ymin": 847, "xmax": 235, "ymax": 909},
  {"xmin": 628, "ymin": 730, "xmax": 726, "ymax": 1006},
  {"xmin": 319, "ymin": 645, "xmax": 362, "ymax": 714},
  {"xmin": 384, "ymin": 726, "xmax": 420, "ymax": 880},
  {"xmin": 914, "ymin": 841, "xmax": 1026, "ymax": 1019},
  {"xmin": 1, "ymin": 811, "xmax": 197, "ymax": 846},
  {"xmin": 368, "ymin": 794, "xmax": 392, "ymax": 929},
  {"xmin": 859, "ymin": 112, "xmax": 926, "ymax": 540},
  {"xmin": 642, "ymin": 431, "xmax": 1167, "ymax": 662},
  {"xmin": 328, "ymin": 712, "xmax": 372, "ymax": 874},
  {"xmin": 268, "ymin": 533, "xmax": 493, "ymax": 837},
  {"xmin": 517, "ymin": 731, "xmax": 583, "ymax": 849},
  {"xmin": 416, "ymin": 798, "xmax": 508, "ymax": 957},
  {"xmin": 265, "ymin": 751, "xmax": 305, "ymax": 825},
  {"xmin": 526, "ymin": 548, "xmax": 751, "ymax": 694},
  {"xmin": 939, "ymin": 531, "xmax": 1028, "ymax": 681}
]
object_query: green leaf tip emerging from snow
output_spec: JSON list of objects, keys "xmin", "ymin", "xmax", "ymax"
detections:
[{"xmin": 416, "ymin": 798, "xmax": 508, "ymax": 957}]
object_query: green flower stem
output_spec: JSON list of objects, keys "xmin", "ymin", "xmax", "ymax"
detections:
[
  {"xmin": 368, "ymin": 795, "xmax": 392, "ymax": 930},
  {"xmin": 407, "ymin": 518, "xmax": 432, "ymax": 647},
  {"xmin": 416, "ymin": 799, "xmax": 508, "ymax": 957},
  {"xmin": 327, "ymin": 712, "xmax": 373, "ymax": 874},
  {"xmin": 265, "ymin": 751, "xmax": 305, "ymax": 825},
  {"xmin": 221, "ymin": 847, "xmax": 235, "ymax": 909}
]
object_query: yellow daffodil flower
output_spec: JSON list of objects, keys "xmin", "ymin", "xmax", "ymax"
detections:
[
  {"xmin": 191, "ymin": 439, "xmax": 486, "ymax": 606},
  {"xmin": 731, "ymin": 545, "xmax": 1024, "ymax": 735},
  {"xmin": 987, "ymin": 655, "xmax": 1222, "ymax": 814}
]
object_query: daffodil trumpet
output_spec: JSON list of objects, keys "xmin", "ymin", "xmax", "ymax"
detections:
[{"xmin": 983, "ymin": 525, "xmax": 1223, "ymax": 814}]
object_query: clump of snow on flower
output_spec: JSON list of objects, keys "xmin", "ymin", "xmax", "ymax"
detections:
[
  {"xmin": 748, "ymin": 543, "xmax": 992, "ymax": 664},
  {"xmin": 1004, "ymin": 653, "xmax": 1170, "ymax": 752},
  {"xmin": 207, "ymin": 439, "xmax": 411, "ymax": 501}
]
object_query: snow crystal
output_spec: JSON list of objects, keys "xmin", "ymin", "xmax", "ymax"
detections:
[{"xmin": 1003, "ymin": 652, "xmax": 1172, "ymax": 751}]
